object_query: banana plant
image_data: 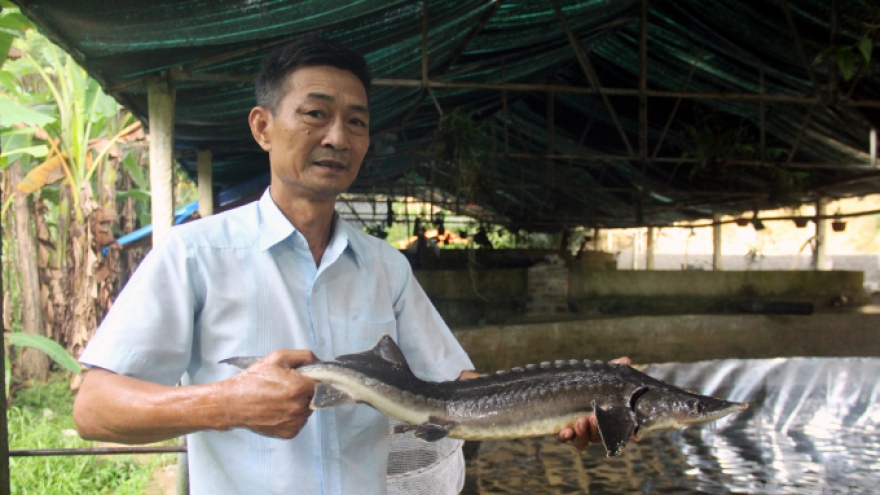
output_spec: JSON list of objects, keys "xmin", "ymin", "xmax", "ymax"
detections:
[{"xmin": 1, "ymin": 15, "xmax": 146, "ymax": 357}]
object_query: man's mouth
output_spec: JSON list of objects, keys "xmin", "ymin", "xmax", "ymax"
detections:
[{"xmin": 313, "ymin": 160, "xmax": 346, "ymax": 170}]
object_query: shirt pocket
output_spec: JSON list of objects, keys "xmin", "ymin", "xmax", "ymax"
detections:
[{"xmin": 334, "ymin": 318, "xmax": 398, "ymax": 356}]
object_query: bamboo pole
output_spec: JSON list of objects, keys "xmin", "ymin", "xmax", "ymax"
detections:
[
  {"xmin": 148, "ymin": 79, "xmax": 176, "ymax": 244},
  {"xmin": 160, "ymin": 70, "xmax": 880, "ymax": 107},
  {"xmin": 638, "ymin": 0, "xmax": 648, "ymax": 176},
  {"xmin": 551, "ymin": 0, "xmax": 634, "ymax": 155}
]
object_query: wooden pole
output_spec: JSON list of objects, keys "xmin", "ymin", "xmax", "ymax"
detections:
[
  {"xmin": 713, "ymin": 212, "xmax": 723, "ymax": 270},
  {"xmin": 871, "ymin": 128, "xmax": 877, "ymax": 167},
  {"xmin": 645, "ymin": 226, "xmax": 655, "ymax": 270},
  {"xmin": 814, "ymin": 198, "xmax": 829, "ymax": 270},
  {"xmin": 631, "ymin": 230, "xmax": 640, "ymax": 270},
  {"xmin": 148, "ymin": 79, "xmax": 176, "ymax": 245},
  {"xmin": 197, "ymin": 150, "xmax": 214, "ymax": 217},
  {"xmin": 0, "ymin": 188, "xmax": 10, "ymax": 495},
  {"xmin": 9, "ymin": 163, "xmax": 48, "ymax": 380}
]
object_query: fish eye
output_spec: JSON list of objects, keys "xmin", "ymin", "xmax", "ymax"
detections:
[{"xmin": 686, "ymin": 399, "xmax": 706, "ymax": 413}]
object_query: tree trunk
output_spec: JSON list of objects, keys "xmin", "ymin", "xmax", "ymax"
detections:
[
  {"xmin": 9, "ymin": 162, "xmax": 49, "ymax": 381},
  {"xmin": 64, "ymin": 183, "xmax": 99, "ymax": 358}
]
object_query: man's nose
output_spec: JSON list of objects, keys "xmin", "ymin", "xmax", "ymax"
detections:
[{"xmin": 321, "ymin": 118, "xmax": 348, "ymax": 150}]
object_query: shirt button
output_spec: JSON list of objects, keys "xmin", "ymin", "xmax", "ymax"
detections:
[{"xmin": 318, "ymin": 337, "xmax": 326, "ymax": 346}]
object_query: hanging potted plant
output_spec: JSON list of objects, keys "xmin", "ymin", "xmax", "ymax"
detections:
[{"xmin": 830, "ymin": 208, "xmax": 846, "ymax": 232}]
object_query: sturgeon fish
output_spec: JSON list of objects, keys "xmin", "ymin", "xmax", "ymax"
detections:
[{"xmin": 222, "ymin": 335, "xmax": 747, "ymax": 457}]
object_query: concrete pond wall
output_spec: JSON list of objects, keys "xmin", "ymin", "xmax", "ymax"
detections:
[
  {"xmin": 452, "ymin": 312, "xmax": 880, "ymax": 371},
  {"xmin": 414, "ymin": 260, "xmax": 877, "ymax": 368},
  {"xmin": 569, "ymin": 269, "xmax": 868, "ymax": 316},
  {"xmin": 416, "ymin": 266, "xmax": 868, "ymax": 327}
]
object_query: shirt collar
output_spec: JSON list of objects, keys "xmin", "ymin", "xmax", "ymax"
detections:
[
  {"xmin": 258, "ymin": 189, "xmax": 296, "ymax": 251},
  {"xmin": 257, "ymin": 189, "xmax": 363, "ymax": 267}
]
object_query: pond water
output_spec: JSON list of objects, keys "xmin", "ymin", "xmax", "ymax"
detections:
[{"xmin": 461, "ymin": 357, "xmax": 880, "ymax": 494}]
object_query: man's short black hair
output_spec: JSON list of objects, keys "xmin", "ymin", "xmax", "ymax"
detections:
[{"xmin": 255, "ymin": 37, "xmax": 371, "ymax": 114}]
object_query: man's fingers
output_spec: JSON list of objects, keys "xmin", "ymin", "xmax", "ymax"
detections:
[
  {"xmin": 557, "ymin": 427, "xmax": 574, "ymax": 443},
  {"xmin": 559, "ymin": 415, "xmax": 603, "ymax": 451},
  {"xmin": 610, "ymin": 356, "xmax": 632, "ymax": 366},
  {"xmin": 572, "ymin": 416, "xmax": 598, "ymax": 450}
]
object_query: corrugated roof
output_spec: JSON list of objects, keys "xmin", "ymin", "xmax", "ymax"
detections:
[{"xmin": 12, "ymin": 0, "xmax": 880, "ymax": 230}]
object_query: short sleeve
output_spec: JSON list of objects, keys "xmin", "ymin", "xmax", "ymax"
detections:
[
  {"xmin": 392, "ymin": 260, "xmax": 474, "ymax": 382},
  {"xmin": 79, "ymin": 229, "xmax": 199, "ymax": 386}
]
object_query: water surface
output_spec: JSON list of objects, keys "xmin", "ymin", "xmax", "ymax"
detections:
[{"xmin": 462, "ymin": 358, "xmax": 880, "ymax": 494}]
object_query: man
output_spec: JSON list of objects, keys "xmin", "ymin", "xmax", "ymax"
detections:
[{"xmin": 74, "ymin": 37, "xmax": 612, "ymax": 495}]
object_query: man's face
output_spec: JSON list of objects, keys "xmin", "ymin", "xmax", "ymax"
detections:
[{"xmin": 251, "ymin": 65, "xmax": 370, "ymax": 202}]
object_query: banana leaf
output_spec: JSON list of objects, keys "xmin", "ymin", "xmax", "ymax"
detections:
[{"xmin": 7, "ymin": 332, "xmax": 82, "ymax": 374}]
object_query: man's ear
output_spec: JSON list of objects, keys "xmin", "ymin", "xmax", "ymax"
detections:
[{"xmin": 249, "ymin": 106, "xmax": 273, "ymax": 151}]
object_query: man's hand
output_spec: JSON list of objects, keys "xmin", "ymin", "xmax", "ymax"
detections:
[
  {"xmin": 557, "ymin": 356, "xmax": 632, "ymax": 451},
  {"xmin": 74, "ymin": 350, "xmax": 319, "ymax": 445},
  {"xmin": 225, "ymin": 350, "xmax": 319, "ymax": 439}
]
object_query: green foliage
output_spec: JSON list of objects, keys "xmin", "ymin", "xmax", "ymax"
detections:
[
  {"xmin": 676, "ymin": 106, "xmax": 791, "ymax": 188},
  {"xmin": 8, "ymin": 376, "xmax": 175, "ymax": 495},
  {"xmin": 7, "ymin": 333, "xmax": 82, "ymax": 375},
  {"xmin": 813, "ymin": 1, "xmax": 879, "ymax": 81},
  {"xmin": 432, "ymin": 107, "xmax": 491, "ymax": 202},
  {"xmin": 0, "ymin": 6, "xmax": 27, "ymax": 67},
  {"xmin": 814, "ymin": 43, "xmax": 866, "ymax": 80}
]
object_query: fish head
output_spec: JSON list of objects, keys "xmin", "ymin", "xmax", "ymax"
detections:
[{"xmin": 630, "ymin": 386, "xmax": 748, "ymax": 439}]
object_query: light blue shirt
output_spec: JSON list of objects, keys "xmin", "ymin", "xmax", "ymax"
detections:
[{"xmin": 80, "ymin": 189, "xmax": 474, "ymax": 495}]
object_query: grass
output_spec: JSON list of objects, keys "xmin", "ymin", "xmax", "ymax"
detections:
[{"xmin": 8, "ymin": 373, "xmax": 176, "ymax": 495}]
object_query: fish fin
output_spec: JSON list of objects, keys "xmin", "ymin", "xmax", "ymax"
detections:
[
  {"xmin": 310, "ymin": 383, "xmax": 357, "ymax": 409},
  {"xmin": 592, "ymin": 400, "xmax": 636, "ymax": 457},
  {"xmin": 219, "ymin": 356, "xmax": 261, "ymax": 370},
  {"xmin": 392, "ymin": 424, "xmax": 419, "ymax": 434},
  {"xmin": 335, "ymin": 334, "xmax": 409, "ymax": 369},
  {"xmin": 413, "ymin": 417, "xmax": 455, "ymax": 442}
]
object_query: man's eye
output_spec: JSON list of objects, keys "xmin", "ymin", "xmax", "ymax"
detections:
[
  {"xmin": 304, "ymin": 110, "xmax": 324, "ymax": 118},
  {"xmin": 350, "ymin": 118, "xmax": 367, "ymax": 128}
]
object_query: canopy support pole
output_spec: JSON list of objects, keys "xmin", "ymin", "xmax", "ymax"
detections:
[
  {"xmin": 713, "ymin": 213, "xmax": 723, "ymax": 270},
  {"xmin": 645, "ymin": 227, "xmax": 655, "ymax": 270},
  {"xmin": 813, "ymin": 198, "xmax": 829, "ymax": 270},
  {"xmin": 148, "ymin": 79, "xmax": 176, "ymax": 244},
  {"xmin": 197, "ymin": 150, "xmax": 214, "ymax": 217}
]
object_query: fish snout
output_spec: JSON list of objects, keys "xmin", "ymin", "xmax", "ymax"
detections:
[{"xmin": 682, "ymin": 397, "xmax": 748, "ymax": 425}]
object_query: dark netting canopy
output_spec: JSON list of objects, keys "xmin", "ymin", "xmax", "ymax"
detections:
[{"xmin": 12, "ymin": 0, "xmax": 880, "ymax": 230}]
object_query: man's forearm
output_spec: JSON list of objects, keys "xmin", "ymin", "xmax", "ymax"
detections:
[
  {"xmin": 73, "ymin": 368, "xmax": 232, "ymax": 444},
  {"xmin": 74, "ymin": 350, "xmax": 318, "ymax": 444}
]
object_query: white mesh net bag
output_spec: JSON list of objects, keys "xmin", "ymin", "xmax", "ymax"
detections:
[{"xmin": 386, "ymin": 419, "xmax": 466, "ymax": 495}]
